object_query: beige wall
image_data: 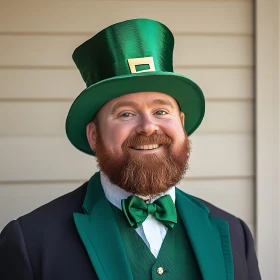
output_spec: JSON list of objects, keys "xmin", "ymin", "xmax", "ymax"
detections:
[
  {"xmin": 0, "ymin": 0, "xmax": 254, "ymax": 234},
  {"xmin": 256, "ymin": 0, "xmax": 280, "ymax": 278}
]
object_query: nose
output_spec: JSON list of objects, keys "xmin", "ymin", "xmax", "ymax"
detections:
[{"xmin": 135, "ymin": 115, "xmax": 159, "ymax": 136}]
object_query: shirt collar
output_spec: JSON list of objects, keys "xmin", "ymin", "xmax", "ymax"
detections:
[{"xmin": 100, "ymin": 171, "xmax": 176, "ymax": 211}]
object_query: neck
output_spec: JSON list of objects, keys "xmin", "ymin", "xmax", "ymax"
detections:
[{"xmin": 100, "ymin": 171, "xmax": 176, "ymax": 209}]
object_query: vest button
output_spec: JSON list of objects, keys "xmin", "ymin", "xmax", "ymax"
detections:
[{"xmin": 157, "ymin": 267, "xmax": 164, "ymax": 275}]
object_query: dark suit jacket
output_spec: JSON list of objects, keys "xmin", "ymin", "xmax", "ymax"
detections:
[{"xmin": 0, "ymin": 176, "xmax": 261, "ymax": 280}]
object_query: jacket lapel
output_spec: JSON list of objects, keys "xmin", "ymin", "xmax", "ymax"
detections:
[
  {"xmin": 73, "ymin": 172, "xmax": 133, "ymax": 280},
  {"xmin": 73, "ymin": 173, "xmax": 233, "ymax": 280},
  {"xmin": 176, "ymin": 188, "xmax": 234, "ymax": 280}
]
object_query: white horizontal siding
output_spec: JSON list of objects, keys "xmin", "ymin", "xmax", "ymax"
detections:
[
  {"xmin": 0, "ymin": 68, "xmax": 253, "ymax": 100},
  {"xmin": 0, "ymin": 35, "xmax": 253, "ymax": 67},
  {"xmin": 199, "ymin": 101, "xmax": 253, "ymax": 133},
  {"xmin": 0, "ymin": 1, "xmax": 252, "ymax": 34},
  {"xmin": 0, "ymin": 179, "xmax": 254, "ymax": 233},
  {"xmin": 178, "ymin": 178, "xmax": 254, "ymax": 224},
  {"xmin": 0, "ymin": 100, "xmax": 253, "ymax": 136},
  {"xmin": 0, "ymin": 0, "xmax": 255, "ymax": 236},
  {"xmin": 0, "ymin": 134, "xmax": 253, "ymax": 182},
  {"xmin": 179, "ymin": 178, "xmax": 255, "ymax": 236}
]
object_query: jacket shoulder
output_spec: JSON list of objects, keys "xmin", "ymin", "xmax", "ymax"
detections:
[
  {"xmin": 17, "ymin": 181, "xmax": 88, "ymax": 230},
  {"xmin": 177, "ymin": 188, "xmax": 261, "ymax": 278},
  {"xmin": 176, "ymin": 187, "xmax": 249, "ymax": 247}
]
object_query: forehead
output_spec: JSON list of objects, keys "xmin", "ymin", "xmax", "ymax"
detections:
[{"xmin": 105, "ymin": 91, "xmax": 179, "ymax": 110}]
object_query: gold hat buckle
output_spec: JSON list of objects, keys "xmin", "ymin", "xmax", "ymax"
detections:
[{"xmin": 128, "ymin": 57, "xmax": 156, "ymax": 74}]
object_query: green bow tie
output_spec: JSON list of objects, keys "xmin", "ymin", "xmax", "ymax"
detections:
[{"xmin": 121, "ymin": 195, "xmax": 177, "ymax": 229}]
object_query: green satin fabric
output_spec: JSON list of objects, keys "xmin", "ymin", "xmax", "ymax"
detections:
[
  {"xmin": 67, "ymin": 19, "xmax": 205, "ymax": 155},
  {"xmin": 121, "ymin": 195, "xmax": 177, "ymax": 229},
  {"xmin": 73, "ymin": 19, "xmax": 174, "ymax": 87}
]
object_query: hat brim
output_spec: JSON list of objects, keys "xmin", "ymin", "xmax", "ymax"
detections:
[{"xmin": 66, "ymin": 71, "xmax": 205, "ymax": 155}]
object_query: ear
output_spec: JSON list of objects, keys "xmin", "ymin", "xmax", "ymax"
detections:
[
  {"xmin": 179, "ymin": 112, "xmax": 185, "ymax": 127},
  {"xmin": 86, "ymin": 121, "xmax": 97, "ymax": 151}
]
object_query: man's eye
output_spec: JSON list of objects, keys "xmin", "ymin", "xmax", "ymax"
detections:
[
  {"xmin": 155, "ymin": 110, "xmax": 168, "ymax": 115},
  {"xmin": 120, "ymin": 112, "xmax": 133, "ymax": 117}
]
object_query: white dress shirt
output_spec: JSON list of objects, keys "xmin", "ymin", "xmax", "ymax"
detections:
[{"xmin": 100, "ymin": 172, "xmax": 176, "ymax": 258}]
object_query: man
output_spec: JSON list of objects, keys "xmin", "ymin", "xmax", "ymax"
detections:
[{"xmin": 0, "ymin": 18, "xmax": 261, "ymax": 279}]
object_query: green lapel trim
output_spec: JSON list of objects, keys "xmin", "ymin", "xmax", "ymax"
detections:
[
  {"xmin": 175, "ymin": 188, "xmax": 234, "ymax": 280},
  {"xmin": 74, "ymin": 173, "xmax": 233, "ymax": 280},
  {"xmin": 73, "ymin": 172, "xmax": 133, "ymax": 280}
]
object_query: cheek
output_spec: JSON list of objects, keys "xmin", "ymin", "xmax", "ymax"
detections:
[
  {"xmin": 161, "ymin": 119, "xmax": 185, "ymax": 137},
  {"xmin": 103, "ymin": 123, "xmax": 133, "ymax": 149}
]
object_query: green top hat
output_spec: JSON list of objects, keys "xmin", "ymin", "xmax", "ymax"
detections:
[{"xmin": 66, "ymin": 18, "xmax": 205, "ymax": 155}]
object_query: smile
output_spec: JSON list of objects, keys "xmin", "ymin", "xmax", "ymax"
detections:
[{"xmin": 132, "ymin": 144, "xmax": 160, "ymax": 150}]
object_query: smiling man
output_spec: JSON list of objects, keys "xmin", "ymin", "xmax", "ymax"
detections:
[
  {"xmin": 88, "ymin": 92, "xmax": 189, "ymax": 197},
  {"xmin": 0, "ymin": 19, "xmax": 261, "ymax": 280}
]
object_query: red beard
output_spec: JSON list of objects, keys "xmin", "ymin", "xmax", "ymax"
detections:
[{"xmin": 94, "ymin": 125, "xmax": 191, "ymax": 197}]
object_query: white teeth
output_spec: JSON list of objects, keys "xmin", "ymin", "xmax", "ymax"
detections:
[{"xmin": 133, "ymin": 144, "xmax": 160, "ymax": 150}]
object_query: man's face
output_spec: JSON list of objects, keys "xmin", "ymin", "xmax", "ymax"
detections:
[{"xmin": 86, "ymin": 91, "xmax": 191, "ymax": 197}]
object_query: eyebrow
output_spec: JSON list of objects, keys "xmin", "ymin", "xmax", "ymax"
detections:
[
  {"xmin": 152, "ymin": 99, "xmax": 175, "ymax": 109},
  {"xmin": 111, "ymin": 98, "xmax": 175, "ymax": 115},
  {"xmin": 111, "ymin": 101, "xmax": 138, "ymax": 115}
]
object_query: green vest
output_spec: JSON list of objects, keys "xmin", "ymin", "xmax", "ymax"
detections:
[
  {"xmin": 74, "ymin": 172, "xmax": 234, "ymax": 280},
  {"xmin": 111, "ymin": 204, "xmax": 203, "ymax": 280}
]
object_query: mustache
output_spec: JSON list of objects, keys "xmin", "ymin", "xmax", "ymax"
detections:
[{"xmin": 122, "ymin": 133, "xmax": 172, "ymax": 149}]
